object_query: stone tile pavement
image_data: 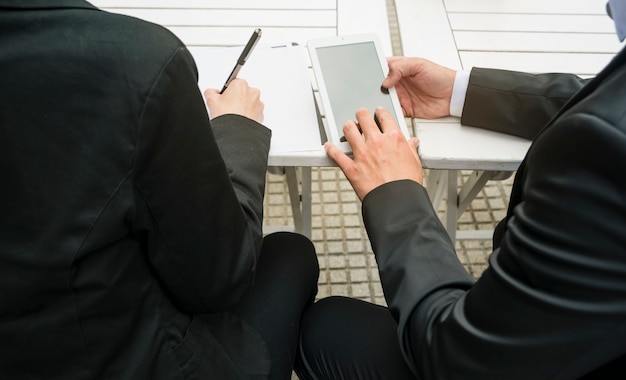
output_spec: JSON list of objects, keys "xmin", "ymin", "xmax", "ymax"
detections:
[{"xmin": 263, "ymin": 168, "xmax": 514, "ymax": 307}]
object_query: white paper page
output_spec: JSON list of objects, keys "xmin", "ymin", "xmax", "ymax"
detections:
[{"xmin": 189, "ymin": 44, "xmax": 323, "ymax": 154}]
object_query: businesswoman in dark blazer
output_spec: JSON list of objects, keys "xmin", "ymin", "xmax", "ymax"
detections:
[
  {"xmin": 295, "ymin": 1, "xmax": 626, "ymax": 379},
  {"xmin": 0, "ymin": 1, "xmax": 318, "ymax": 379}
]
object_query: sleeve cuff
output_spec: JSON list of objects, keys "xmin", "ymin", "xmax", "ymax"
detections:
[{"xmin": 450, "ymin": 70, "xmax": 470, "ymax": 118}]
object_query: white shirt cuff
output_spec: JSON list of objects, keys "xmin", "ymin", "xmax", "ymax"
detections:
[{"xmin": 450, "ymin": 70, "xmax": 470, "ymax": 118}]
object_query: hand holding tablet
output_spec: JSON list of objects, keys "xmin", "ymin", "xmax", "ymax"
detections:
[
  {"xmin": 307, "ymin": 33, "xmax": 410, "ymax": 153},
  {"xmin": 324, "ymin": 107, "xmax": 422, "ymax": 200}
]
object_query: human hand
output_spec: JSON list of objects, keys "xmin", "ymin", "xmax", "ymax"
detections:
[
  {"xmin": 204, "ymin": 79, "xmax": 264, "ymax": 123},
  {"xmin": 325, "ymin": 107, "xmax": 423, "ymax": 201},
  {"xmin": 381, "ymin": 57, "xmax": 456, "ymax": 119}
]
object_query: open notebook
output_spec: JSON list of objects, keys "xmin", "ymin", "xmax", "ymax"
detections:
[{"xmin": 189, "ymin": 44, "xmax": 324, "ymax": 155}]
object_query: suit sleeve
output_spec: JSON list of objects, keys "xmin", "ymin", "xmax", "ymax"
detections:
[
  {"xmin": 133, "ymin": 47, "xmax": 271, "ymax": 313},
  {"xmin": 363, "ymin": 110, "xmax": 626, "ymax": 378},
  {"xmin": 461, "ymin": 68, "xmax": 590, "ymax": 140}
]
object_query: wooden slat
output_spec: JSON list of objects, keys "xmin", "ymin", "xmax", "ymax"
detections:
[
  {"xmin": 91, "ymin": 0, "xmax": 336, "ymax": 10},
  {"xmin": 459, "ymin": 51, "xmax": 616, "ymax": 76},
  {"xmin": 109, "ymin": 9, "xmax": 336, "ymax": 28},
  {"xmin": 445, "ymin": 0, "xmax": 608, "ymax": 15},
  {"xmin": 454, "ymin": 31, "xmax": 620, "ymax": 54},
  {"xmin": 338, "ymin": 0, "xmax": 393, "ymax": 55},
  {"xmin": 170, "ymin": 27, "xmax": 337, "ymax": 47},
  {"xmin": 449, "ymin": 13, "xmax": 615, "ymax": 33},
  {"xmin": 394, "ymin": 0, "xmax": 461, "ymax": 68},
  {"xmin": 445, "ymin": 0, "xmax": 624, "ymax": 75},
  {"xmin": 88, "ymin": 1, "xmax": 344, "ymax": 48},
  {"xmin": 91, "ymin": 0, "xmax": 395, "ymax": 52}
]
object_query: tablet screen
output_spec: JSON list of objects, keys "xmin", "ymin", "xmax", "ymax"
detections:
[{"xmin": 314, "ymin": 42, "xmax": 397, "ymax": 138}]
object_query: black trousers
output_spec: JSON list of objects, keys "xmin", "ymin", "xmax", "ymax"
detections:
[
  {"xmin": 292, "ymin": 219, "xmax": 509, "ymax": 380},
  {"xmin": 233, "ymin": 232, "xmax": 319, "ymax": 380},
  {"xmin": 294, "ymin": 296, "xmax": 416, "ymax": 380}
]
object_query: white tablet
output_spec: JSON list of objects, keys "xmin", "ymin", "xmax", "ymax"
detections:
[{"xmin": 308, "ymin": 33, "xmax": 410, "ymax": 153}]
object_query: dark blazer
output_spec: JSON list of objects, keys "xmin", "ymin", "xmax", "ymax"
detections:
[
  {"xmin": 362, "ymin": 47, "xmax": 626, "ymax": 378},
  {"xmin": 0, "ymin": 1, "xmax": 272, "ymax": 379}
]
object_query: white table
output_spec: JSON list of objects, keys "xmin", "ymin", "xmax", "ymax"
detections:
[
  {"xmin": 89, "ymin": 0, "xmax": 391, "ymax": 48},
  {"xmin": 90, "ymin": 0, "xmax": 624, "ymax": 242},
  {"xmin": 89, "ymin": 0, "xmax": 394, "ymax": 239},
  {"xmin": 395, "ymin": 0, "xmax": 624, "ymax": 241}
]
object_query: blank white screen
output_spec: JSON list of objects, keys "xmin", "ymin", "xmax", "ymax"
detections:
[{"xmin": 315, "ymin": 42, "xmax": 396, "ymax": 138}]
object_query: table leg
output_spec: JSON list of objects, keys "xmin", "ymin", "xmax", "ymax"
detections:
[
  {"xmin": 454, "ymin": 170, "xmax": 512, "ymax": 241},
  {"xmin": 301, "ymin": 167, "xmax": 312, "ymax": 239},
  {"xmin": 285, "ymin": 167, "xmax": 303, "ymax": 234},
  {"xmin": 457, "ymin": 171, "xmax": 491, "ymax": 216},
  {"xmin": 425, "ymin": 169, "xmax": 446, "ymax": 207},
  {"xmin": 445, "ymin": 170, "xmax": 458, "ymax": 242},
  {"xmin": 284, "ymin": 166, "xmax": 312, "ymax": 239}
]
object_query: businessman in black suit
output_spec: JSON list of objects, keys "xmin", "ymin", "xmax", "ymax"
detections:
[
  {"xmin": 0, "ymin": 1, "xmax": 318, "ymax": 379},
  {"xmin": 295, "ymin": 1, "xmax": 626, "ymax": 379}
]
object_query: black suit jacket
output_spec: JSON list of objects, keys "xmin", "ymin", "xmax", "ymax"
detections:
[
  {"xmin": 362, "ymin": 47, "xmax": 626, "ymax": 378},
  {"xmin": 1, "ymin": 1, "xmax": 271, "ymax": 378}
]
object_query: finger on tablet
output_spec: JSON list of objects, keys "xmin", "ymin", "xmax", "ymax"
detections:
[
  {"xmin": 354, "ymin": 108, "xmax": 379, "ymax": 137},
  {"xmin": 342, "ymin": 119, "xmax": 364, "ymax": 146},
  {"xmin": 374, "ymin": 107, "xmax": 397, "ymax": 133}
]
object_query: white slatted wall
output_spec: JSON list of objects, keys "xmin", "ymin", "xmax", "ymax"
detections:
[
  {"xmin": 396, "ymin": 0, "xmax": 625, "ymax": 76},
  {"xmin": 446, "ymin": 0, "xmax": 624, "ymax": 75},
  {"xmin": 88, "ymin": 0, "xmax": 337, "ymax": 47},
  {"xmin": 88, "ymin": 1, "xmax": 393, "ymax": 54}
]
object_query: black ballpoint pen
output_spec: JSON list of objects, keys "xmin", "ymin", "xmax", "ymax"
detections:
[{"xmin": 219, "ymin": 28, "xmax": 262, "ymax": 94}]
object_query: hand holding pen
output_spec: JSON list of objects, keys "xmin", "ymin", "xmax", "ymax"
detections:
[
  {"xmin": 205, "ymin": 28, "xmax": 264, "ymax": 122},
  {"xmin": 205, "ymin": 80, "xmax": 264, "ymax": 123}
]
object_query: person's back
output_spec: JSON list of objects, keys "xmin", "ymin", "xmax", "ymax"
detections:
[{"xmin": 2, "ymin": 3, "xmax": 223, "ymax": 378}]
